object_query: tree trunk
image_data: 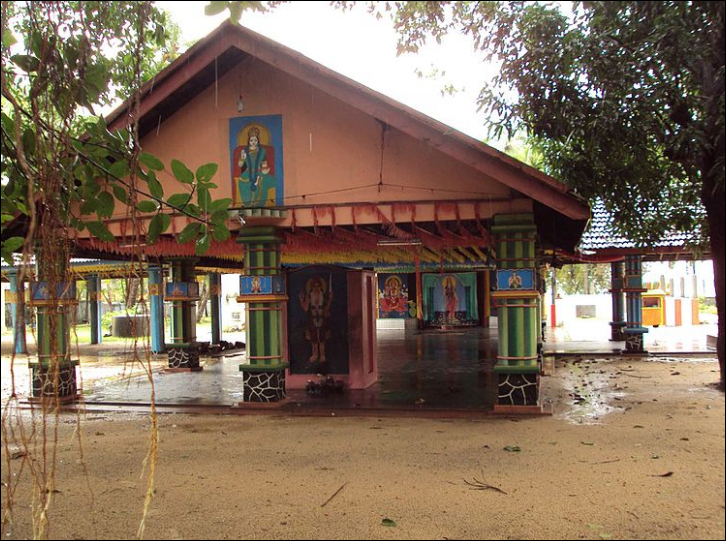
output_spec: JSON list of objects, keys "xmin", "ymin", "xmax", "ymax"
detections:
[
  {"xmin": 126, "ymin": 278, "xmax": 140, "ymax": 309},
  {"xmin": 703, "ymin": 157, "xmax": 725, "ymax": 390},
  {"xmin": 196, "ymin": 280, "xmax": 210, "ymax": 323},
  {"xmin": 700, "ymin": 3, "xmax": 725, "ymax": 390},
  {"xmin": 707, "ymin": 207, "xmax": 725, "ymax": 391}
]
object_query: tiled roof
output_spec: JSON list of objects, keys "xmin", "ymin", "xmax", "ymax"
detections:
[{"xmin": 579, "ymin": 200, "xmax": 700, "ymax": 251}]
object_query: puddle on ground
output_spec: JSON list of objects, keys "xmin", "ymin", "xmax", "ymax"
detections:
[
  {"xmin": 557, "ymin": 360, "xmax": 625, "ymax": 425},
  {"xmin": 643, "ymin": 356, "xmax": 717, "ymax": 364}
]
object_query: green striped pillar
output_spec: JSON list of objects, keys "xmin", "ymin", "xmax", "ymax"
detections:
[
  {"xmin": 237, "ymin": 226, "xmax": 288, "ymax": 402},
  {"xmin": 29, "ymin": 258, "xmax": 79, "ymax": 400},
  {"xmin": 165, "ymin": 259, "xmax": 201, "ymax": 370},
  {"xmin": 491, "ymin": 214, "xmax": 541, "ymax": 409}
]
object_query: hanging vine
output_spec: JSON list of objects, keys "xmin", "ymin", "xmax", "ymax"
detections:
[{"xmin": 1, "ymin": 2, "xmax": 232, "ymax": 538}]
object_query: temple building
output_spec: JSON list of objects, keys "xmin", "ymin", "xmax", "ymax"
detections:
[{"xmin": 3, "ymin": 22, "xmax": 594, "ymax": 412}]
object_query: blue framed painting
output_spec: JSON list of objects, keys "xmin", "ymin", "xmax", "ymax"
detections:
[
  {"xmin": 422, "ymin": 273, "xmax": 479, "ymax": 326},
  {"xmin": 230, "ymin": 115, "xmax": 284, "ymax": 208},
  {"xmin": 31, "ymin": 281, "xmax": 76, "ymax": 301},
  {"xmin": 496, "ymin": 269, "xmax": 535, "ymax": 290},
  {"xmin": 165, "ymin": 281, "xmax": 200, "ymax": 298},
  {"xmin": 378, "ymin": 274, "xmax": 411, "ymax": 319},
  {"xmin": 240, "ymin": 275, "xmax": 286, "ymax": 296}
]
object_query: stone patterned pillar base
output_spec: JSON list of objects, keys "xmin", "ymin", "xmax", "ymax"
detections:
[
  {"xmin": 496, "ymin": 371, "xmax": 539, "ymax": 407},
  {"xmin": 240, "ymin": 367, "xmax": 287, "ymax": 402},
  {"xmin": 30, "ymin": 360, "xmax": 79, "ymax": 400},
  {"xmin": 624, "ymin": 329, "xmax": 647, "ymax": 353},
  {"xmin": 610, "ymin": 322, "xmax": 626, "ymax": 341},
  {"xmin": 167, "ymin": 345, "xmax": 201, "ymax": 370}
]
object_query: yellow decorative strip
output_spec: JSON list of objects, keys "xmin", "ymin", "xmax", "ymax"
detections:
[{"xmin": 491, "ymin": 290, "xmax": 540, "ymax": 299}]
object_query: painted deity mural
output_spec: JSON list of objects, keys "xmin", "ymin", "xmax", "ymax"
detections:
[
  {"xmin": 230, "ymin": 115, "xmax": 284, "ymax": 208},
  {"xmin": 288, "ymin": 267, "xmax": 349, "ymax": 375},
  {"xmin": 496, "ymin": 269, "xmax": 535, "ymax": 290},
  {"xmin": 377, "ymin": 274, "xmax": 412, "ymax": 319},
  {"xmin": 422, "ymin": 272, "xmax": 479, "ymax": 326}
]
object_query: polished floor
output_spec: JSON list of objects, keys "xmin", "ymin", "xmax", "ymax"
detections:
[
  {"xmin": 1, "ymin": 321, "xmax": 716, "ymax": 412},
  {"xmin": 74, "ymin": 327, "xmax": 500, "ymax": 411}
]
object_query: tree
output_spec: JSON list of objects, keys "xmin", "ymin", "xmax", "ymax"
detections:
[
  {"xmin": 1, "ymin": 2, "xmax": 231, "ymax": 537},
  {"xmin": 349, "ymin": 1, "xmax": 724, "ymax": 389},
  {"xmin": 1, "ymin": 2, "xmax": 232, "ymax": 265},
  {"xmin": 556, "ymin": 264, "xmax": 611, "ymax": 296}
]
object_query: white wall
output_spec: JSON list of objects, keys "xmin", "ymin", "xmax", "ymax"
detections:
[
  {"xmin": 221, "ymin": 273, "xmax": 245, "ymax": 332},
  {"xmin": 548, "ymin": 294, "xmax": 613, "ymax": 325},
  {"xmin": 643, "ymin": 260, "xmax": 715, "ymax": 298}
]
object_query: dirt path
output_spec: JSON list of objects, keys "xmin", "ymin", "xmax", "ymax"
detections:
[{"xmin": 2, "ymin": 357, "xmax": 724, "ymax": 540}]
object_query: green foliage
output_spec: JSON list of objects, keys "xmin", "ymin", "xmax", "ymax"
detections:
[
  {"xmin": 1, "ymin": 2, "xmax": 231, "ymax": 258},
  {"xmin": 178, "ymin": 223, "xmax": 202, "ymax": 244},
  {"xmin": 699, "ymin": 297, "xmax": 718, "ymax": 315},
  {"xmin": 196, "ymin": 163, "xmax": 219, "ymax": 184},
  {"xmin": 555, "ymin": 265, "xmax": 611, "ymax": 296},
  {"xmin": 377, "ymin": 1, "xmax": 724, "ymax": 250},
  {"xmin": 139, "ymin": 152, "xmax": 165, "ymax": 172},
  {"xmin": 171, "ymin": 159, "xmax": 194, "ymax": 184},
  {"xmin": 205, "ymin": 1, "xmax": 268, "ymax": 24},
  {"xmin": 137, "ymin": 200, "xmax": 160, "ymax": 213},
  {"xmin": 147, "ymin": 213, "xmax": 171, "ymax": 244},
  {"xmin": 1, "ymin": 236, "xmax": 24, "ymax": 264},
  {"xmin": 85, "ymin": 221, "xmax": 115, "ymax": 242}
]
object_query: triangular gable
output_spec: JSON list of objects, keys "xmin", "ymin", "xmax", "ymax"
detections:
[{"xmin": 107, "ymin": 21, "xmax": 589, "ymax": 222}]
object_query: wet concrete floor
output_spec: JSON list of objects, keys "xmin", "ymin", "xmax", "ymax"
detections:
[
  {"xmin": 76, "ymin": 328, "xmax": 501, "ymax": 411},
  {"xmin": 1, "ymin": 323, "xmax": 716, "ymax": 415}
]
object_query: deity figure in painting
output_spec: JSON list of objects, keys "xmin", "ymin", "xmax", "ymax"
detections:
[
  {"xmin": 232, "ymin": 124, "xmax": 277, "ymax": 207},
  {"xmin": 508, "ymin": 270, "xmax": 523, "ymax": 289},
  {"xmin": 299, "ymin": 275, "xmax": 333, "ymax": 365},
  {"xmin": 442, "ymin": 275, "xmax": 459, "ymax": 324},
  {"xmin": 379, "ymin": 275, "xmax": 408, "ymax": 317}
]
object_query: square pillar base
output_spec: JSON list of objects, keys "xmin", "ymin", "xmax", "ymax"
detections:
[
  {"xmin": 167, "ymin": 345, "xmax": 201, "ymax": 370},
  {"xmin": 240, "ymin": 366, "xmax": 287, "ymax": 402},
  {"xmin": 496, "ymin": 372, "xmax": 540, "ymax": 407},
  {"xmin": 624, "ymin": 328, "xmax": 648, "ymax": 353},
  {"xmin": 30, "ymin": 360, "xmax": 80, "ymax": 399}
]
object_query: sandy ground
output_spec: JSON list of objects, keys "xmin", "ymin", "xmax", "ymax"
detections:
[{"xmin": 1, "ymin": 356, "xmax": 724, "ymax": 540}]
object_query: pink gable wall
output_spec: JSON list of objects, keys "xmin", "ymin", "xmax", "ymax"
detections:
[{"xmin": 138, "ymin": 59, "xmax": 512, "ymax": 221}]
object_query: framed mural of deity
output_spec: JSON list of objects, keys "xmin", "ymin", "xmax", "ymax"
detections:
[
  {"xmin": 422, "ymin": 272, "xmax": 479, "ymax": 327},
  {"xmin": 496, "ymin": 269, "xmax": 535, "ymax": 290},
  {"xmin": 229, "ymin": 115, "xmax": 284, "ymax": 208},
  {"xmin": 378, "ymin": 274, "xmax": 412, "ymax": 319},
  {"xmin": 288, "ymin": 267, "xmax": 350, "ymax": 375}
]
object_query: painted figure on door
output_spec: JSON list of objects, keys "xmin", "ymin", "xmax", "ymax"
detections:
[{"xmin": 299, "ymin": 275, "xmax": 333, "ymax": 364}]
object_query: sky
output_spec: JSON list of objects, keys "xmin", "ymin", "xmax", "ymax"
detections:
[{"xmin": 156, "ymin": 1, "xmax": 498, "ymax": 145}]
